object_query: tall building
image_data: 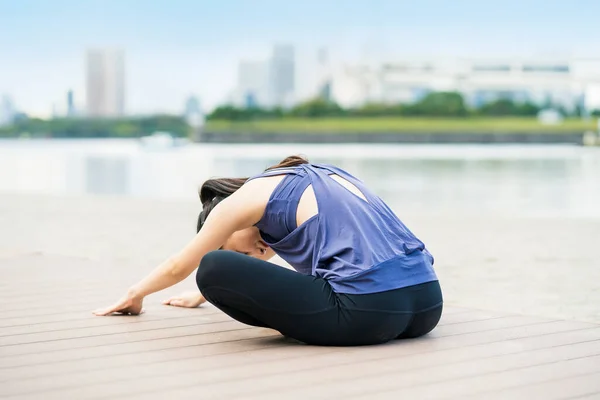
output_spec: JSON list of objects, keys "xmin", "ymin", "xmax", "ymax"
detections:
[
  {"xmin": 67, "ymin": 90, "xmax": 75, "ymax": 117},
  {"xmin": 268, "ymin": 45, "xmax": 295, "ymax": 107},
  {"xmin": 234, "ymin": 61, "xmax": 268, "ymax": 108},
  {"xmin": 0, "ymin": 95, "xmax": 15, "ymax": 126},
  {"xmin": 86, "ymin": 49, "xmax": 125, "ymax": 117},
  {"xmin": 184, "ymin": 95, "xmax": 204, "ymax": 128},
  {"xmin": 317, "ymin": 47, "xmax": 332, "ymax": 101}
]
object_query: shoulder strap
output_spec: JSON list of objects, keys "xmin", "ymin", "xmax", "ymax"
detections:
[{"xmin": 246, "ymin": 166, "xmax": 301, "ymax": 182}]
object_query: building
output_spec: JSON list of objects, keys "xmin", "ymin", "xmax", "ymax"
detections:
[
  {"xmin": 268, "ymin": 45, "xmax": 295, "ymax": 107},
  {"xmin": 67, "ymin": 90, "xmax": 76, "ymax": 117},
  {"xmin": 231, "ymin": 44, "xmax": 297, "ymax": 108},
  {"xmin": 0, "ymin": 95, "xmax": 15, "ymax": 126},
  {"xmin": 332, "ymin": 58, "xmax": 600, "ymax": 112},
  {"xmin": 184, "ymin": 95, "xmax": 204, "ymax": 128},
  {"xmin": 233, "ymin": 61, "xmax": 269, "ymax": 108},
  {"xmin": 85, "ymin": 49, "xmax": 125, "ymax": 117},
  {"xmin": 317, "ymin": 47, "xmax": 332, "ymax": 102}
]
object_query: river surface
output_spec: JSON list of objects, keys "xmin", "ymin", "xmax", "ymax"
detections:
[{"xmin": 1, "ymin": 139, "xmax": 599, "ymax": 218}]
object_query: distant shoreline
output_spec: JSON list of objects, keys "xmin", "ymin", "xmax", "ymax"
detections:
[
  {"xmin": 199, "ymin": 117, "xmax": 597, "ymax": 144},
  {"xmin": 198, "ymin": 130, "xmax": 587, "ymax": 144}
]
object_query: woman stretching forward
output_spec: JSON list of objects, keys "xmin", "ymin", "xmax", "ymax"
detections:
[{"xmin": 94, "ymin": 156, "xmax": 443, "ymax": 346}]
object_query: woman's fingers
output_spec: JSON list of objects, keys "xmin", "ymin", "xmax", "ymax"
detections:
[
  {"xmin": 163, "ymin": 297, "xmax": 178, "ymax": 305},
  {"xmin": 94, "ymin": 295, "xmax": 143, "ymax": 316},
  {"xmin": 163, "ymin": 292, "xmax": 205, "ymax": 308},
  {"xmin": 93, "ymin": 298, "xmax": 130, "ymax": 316},
  {"xmin": 93, "ymin": 306, "xmax": 144, "ymax": 316},
  {"xmin": 163, "ymin": 297, "xmax": 185, "ymax": 307},
  {"xmin": 92, "ymin": 304, "xmax": 119, "ymax": 316}
]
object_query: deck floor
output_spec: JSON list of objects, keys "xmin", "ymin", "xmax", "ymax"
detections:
[{"xmin": 1, "ymin": 254, "xmax": 599, "ymax": 400}]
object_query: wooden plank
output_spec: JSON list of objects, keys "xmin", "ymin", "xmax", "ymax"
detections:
[
  {"xmin": 0, "ymin": 276, "xmax": 172, "ymax": 300},
  {"xmin": 8, "ymin": 323, "xmax": 597, "ymax": 399},
  {"xmin": 0, "ymin": 313, "xmax": 231, "ymax": 351},
  {"xmin": 4, "ymin": 324, "xmax": 599, "ymax": 386},
  {"xmin": 0, "ymin": 307, "xmax": 540, "ymax": 360},
  {"xmin": 435, "ymin": 306, "xmax": 473, "ymax": 315},
  {"xmin": 0, "ymin": 320, "xmax": 251, "ymax": 357},
  {"xmin": 0, "ymin": 292, "xmax": 125, "ymax": 311},
  {"xmin": 94, "ymin": 337, "xmax": 600, "ymax": 400},
  {"xmin": 0, "ymin": 306, "xmax": 514, "ymax": 357},
  {"xmin": 434, "ymin": 315, "xmax": 550, "ymax": 336},
  {"xmin": 568, "ymin": 393, "xmax": 600, "ymax": 400},
  {"xmin": 349, "ymin": 354, "xmax": 600, "ymax": 399},
  {"xmin": 0, "ymin": 249, "xmax": 597, "ymax": 400},
  {"xmin": 0, "ymin": 308, "xmax": 179, "ymax": 328},
  {"xmin": 0, "ymin": 306, "xmax": 221, "ymax": 344},
  {"xmin": 0, "ymin": 286, "xmax": 212, "ymax": 318},
  {"xmin": 0, "ymin": 313, "xmax": 585, "ymax": 370},
  {"xmin": 0, "ymin": 336, "xmax": 291, "ymax": 383},
  {"xmin": 437, "ymin": 310, "xmax": 509, "ymax": 325},
  {"xmin": 0, "ymin": 311, "xmax": 547, "ymax": 383},
  {"xmin": 0, "ymin": 309, "xmax": 218, "ymax": 336},
  {"xmin": 475, "ymin": 372, "xmax": 600, "ymax": 400},
  {"xmin": 219, "ymin": 340, "xmax": 600, "ymax": 400},
  {"xmin": 0, "ymin": 305, "xmax": 482, "ymax": 337},
  {"xmin": 0, "ymin": 284, "xmax": 108, "ymax": 299},
  {"xmin": 0, "ymin": 343, "xmax": 340, "ymax": 397},
  {"xmin": 0, "ymin": 300, "xmax": 129, "ymax": 319},
  {"xmin": 0, "ymin": 326, "xmax": 278, "ymax": 368},
  {"xmin": 0, "ymin": 302, "xmax": 205, "ymax": 328}
]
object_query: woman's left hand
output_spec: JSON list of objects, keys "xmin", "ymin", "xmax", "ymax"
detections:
[
  {"xmin": 162, "ymin": 291, "xmax": 206, "ymax": 308},
  {"xmin": 93, "ymin": 291, "xmax": 144, "ymax": 316}
]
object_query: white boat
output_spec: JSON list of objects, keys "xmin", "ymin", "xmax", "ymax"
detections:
[{"xmin": 139, "ymin": 131, "xmax": 176, "ymax": 149}]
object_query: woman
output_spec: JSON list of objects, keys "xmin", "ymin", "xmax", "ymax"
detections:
[{"xmin": 94, "ymin": 155, "xmax": 443, "ymax": 346}]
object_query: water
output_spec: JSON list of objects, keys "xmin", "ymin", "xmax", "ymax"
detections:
[{"xmin": 1, "ymin": 139, "xmax": 600, "ymax": 218}]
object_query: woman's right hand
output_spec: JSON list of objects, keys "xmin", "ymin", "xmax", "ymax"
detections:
[
  {"xmin": 93, "ymin": 290, "xmax": 144, "ymax": 316},
  {"xmin": 162, "ymin": 291, "xmax": 206, "ymax": 308}
]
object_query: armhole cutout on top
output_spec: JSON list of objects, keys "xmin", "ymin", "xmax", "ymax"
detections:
[
  {"xmin": 328, "ymin": 174, "xmax": 368, "ymax": 203},
  {"xmin": 294, "ymin": 174, "xmax": 368, "ymax": 228}
]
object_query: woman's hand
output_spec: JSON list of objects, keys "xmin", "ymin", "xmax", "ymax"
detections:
[
  {"xmin": 93, "ymin": 290, "xmax": 144, "ymax": 316},
  {"xmin": 162, "ymin": 291, "xmax": 206, "ymax": 308}
]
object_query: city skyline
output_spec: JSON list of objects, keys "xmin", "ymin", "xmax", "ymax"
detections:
[{"xmin": 1, "ymin": 0, "xmax": 599, "ymax": 117}]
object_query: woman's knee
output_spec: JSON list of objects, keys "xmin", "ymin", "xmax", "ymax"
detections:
[{"xmin": 196, "ymin": 250, "xmax": 227, "ymax": 290}]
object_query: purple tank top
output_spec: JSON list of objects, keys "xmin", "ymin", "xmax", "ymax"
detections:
[{"xmin": 248, "ymin": 163, "xmax": 437, "ymax": 294}]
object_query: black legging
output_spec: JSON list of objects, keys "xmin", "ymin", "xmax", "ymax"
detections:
[{"xmin": 196, "ymin": 250, "xmax": 443, "ymax": 346}]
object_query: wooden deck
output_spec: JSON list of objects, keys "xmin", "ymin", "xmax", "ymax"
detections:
[{"xmin": 1, "ymin": 254, "xmax": 599, "ymax": 400}]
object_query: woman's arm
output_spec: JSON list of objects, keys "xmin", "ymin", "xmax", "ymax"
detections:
[{"xmin": 93, "ymin": 177, "xmax": 278, "ymax": 316}]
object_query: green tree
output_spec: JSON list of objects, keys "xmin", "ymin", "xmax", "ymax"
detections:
[
  {"xmin": 477, "ymin": 98, "xmax": 540, "ymax": 117},
  {"xmin": 289, "ymin": 98, "xmax": 345, "ymax": 118},
  {"xmin": 350, "ymin": 103, "xmax": 404, "ymax": 117},
  {"xmin": 405, "ymin": 92, "xmax": 468, "ymax": 117}
]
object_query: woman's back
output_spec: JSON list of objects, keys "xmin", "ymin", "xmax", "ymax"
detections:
[{"xmin": 249, "ymin": 163, "xmax": 437, "ymax": 294}]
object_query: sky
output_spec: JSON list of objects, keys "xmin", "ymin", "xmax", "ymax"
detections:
[{"xmin": 0, "ymin": 0, "xmax": 599, "ymax": 117}]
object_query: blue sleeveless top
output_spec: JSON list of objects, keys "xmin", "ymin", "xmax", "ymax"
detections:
[{"xmin": 247, "ymin": 163, "xmax": 437, "ymax": 295}]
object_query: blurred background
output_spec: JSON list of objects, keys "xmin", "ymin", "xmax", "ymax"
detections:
[{"xmin": 1, "ymin": 0, "xmax": 599, "ymax": 321}]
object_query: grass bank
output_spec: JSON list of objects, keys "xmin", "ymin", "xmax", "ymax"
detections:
[{"xmin": 205, "ymin": 117, "xmax": 596, "ymax": 133}]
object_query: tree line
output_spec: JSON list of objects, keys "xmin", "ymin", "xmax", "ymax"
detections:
[
  {"xmin": 208, "ymin": 91, "xmax": 595, "ymax": 121},
  {"xmin": 0, "ymin": 115, "xmax": 190, "ymax": 138},
  {"xmin": 1, "ymin": 91, "xmax": 598, "ymax": 138}
]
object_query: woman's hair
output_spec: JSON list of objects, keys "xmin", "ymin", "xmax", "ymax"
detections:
[{"xmin": 196, "ymin": 155, "xmax": 309, "ymax": 232}]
